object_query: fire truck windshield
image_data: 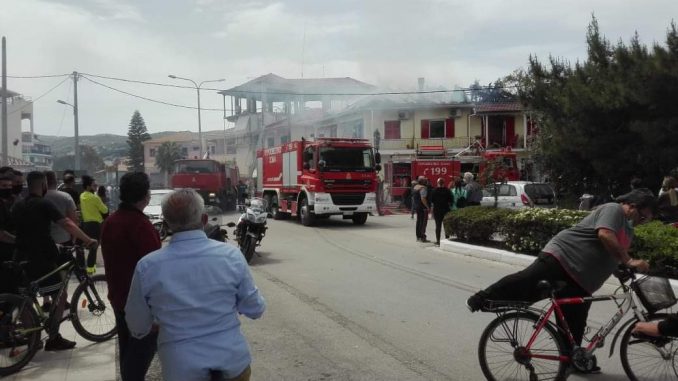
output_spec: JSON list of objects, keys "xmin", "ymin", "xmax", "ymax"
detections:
[
  {"xmin": 175, "ymin": 160, "xmax": 217, "ymax": 174},
  {"xmin": 319, "ymin": 147, "xmax": 374, "ymax": 172}
]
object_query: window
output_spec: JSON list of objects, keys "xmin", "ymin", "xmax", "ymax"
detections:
[
  {"xmin": 210, "ymin": 146, "xmax": 216, "ymax": 154},
  {"xmin": 421, "ymin": 118, "xmax": 455, "ymax": 139},
  {"xmin": 149, "ymin": 148, "xmax": 156, "ymax": 157},
  {"xmin": 280, "ymin": 135, "xmax": 290, "ymax": 144},
  {"xmin": 429, "ymin": 120, "xmax": 445, "ymax": 138},
  {"xmin": 181, "ymin": 147, "xmax": 188, "ymax": 157},
  {"xmin": 226, "ymin": 139, "xmax": 236, "ymax": 154},
  {"xmin": 267, "ymin": 137, "xmax": 275, "ymax": 148},
  {"xmin": 384, "ymin": 121, "xmax": 401, "ymax": 139}
]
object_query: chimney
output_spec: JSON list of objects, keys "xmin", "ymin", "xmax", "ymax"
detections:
[{"xmin": 417, "ymin": 77, "xmax": 425, "ymax": 91}]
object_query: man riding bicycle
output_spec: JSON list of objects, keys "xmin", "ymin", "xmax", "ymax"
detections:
[
  {"xmin": 11, "ymin": 171, "xmax": 97, "ymax": 351},
  {"xmin": 466, "ymin": 188, "xmax": 656, "ymax": 374}
]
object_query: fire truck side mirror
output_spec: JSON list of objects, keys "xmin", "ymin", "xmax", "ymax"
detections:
[
  {"xmin": 375, "ymin": 152, "xmax": 381, "ymax": 164},
  {"xmin": 375, "ymin": 164, "xmax": 382, "ymax": 172}
]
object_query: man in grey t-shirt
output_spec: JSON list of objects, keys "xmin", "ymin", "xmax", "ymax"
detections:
[
  {"xmin": 44, "ymin": 171, "xmax": 78, "ymax": 245},
  {"xmin": 466, "ymin": 189, "xmax": 655, "ymax": 372}
]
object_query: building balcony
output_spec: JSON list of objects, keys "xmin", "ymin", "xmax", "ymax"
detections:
[{"xmin": 380, "ymin": 137, "xmax": 474, "ymax": 151}]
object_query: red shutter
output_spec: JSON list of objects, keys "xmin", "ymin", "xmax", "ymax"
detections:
[
  {"xmin": 384, "ymin": 121, "xmax": 401, "ymax": 139},
  {"xmin": 421, "ymin": 120, "xmax": 430, "ymax": 139},
  {"xmin": 445, "ymin": 118, "xmax": 455, "ymax": 138}
]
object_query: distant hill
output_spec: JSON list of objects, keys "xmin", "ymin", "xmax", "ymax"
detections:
[{"xmin": 39, "ymin": 131, "xmax": 190, "ymax": 160}]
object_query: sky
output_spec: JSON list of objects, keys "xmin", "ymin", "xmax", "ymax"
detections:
[{"xmin": 1, "ymin": 0, "xmax": 677, "ymax": 138}]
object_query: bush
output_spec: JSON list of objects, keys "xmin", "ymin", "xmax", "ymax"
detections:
[
  {"xmin": 443, "ymin": 206, "xmax": 516, "ymax": 243},
  {"xmin": 501, "ymin": 208, "xmax": 590, "ymax": 255},
  {"xmin": 631, "ymin": 222, "xmax": 678, "ymax": 267}
]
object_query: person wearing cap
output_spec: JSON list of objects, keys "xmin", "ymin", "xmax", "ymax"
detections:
[{"xmin": 466, "ymin": 188, "xmax": 656, "ymax": 374}]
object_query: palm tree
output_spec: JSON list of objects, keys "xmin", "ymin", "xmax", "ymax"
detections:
[{"xmin": 155, "ymin": 141, "xmax": 182, "ymax": 187}]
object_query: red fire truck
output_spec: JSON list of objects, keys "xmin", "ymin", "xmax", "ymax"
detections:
[
  {"xmin": 170, "ymin": 159, "xmax": 240, "ymax": 210},
  {"xmin": 387, "ymin": 146, "xmax": 518, "ymax": 201},
  {"xmin": 256, "ymin": 138, "xmax": 380, "ymax": 226}
]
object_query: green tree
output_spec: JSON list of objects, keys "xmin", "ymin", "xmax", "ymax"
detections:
[
  {"xmin": 126, "ymin": 110, "xmax": 151, "ymax": 172},
  {"xmin": 514, "ymin": 18, "xmax": 678, "ymax": 196},
  {"xmin": 155, "ymin": 141, "xmax": 182, "ymax": 186}
]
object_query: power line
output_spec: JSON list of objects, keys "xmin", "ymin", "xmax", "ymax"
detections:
[
  {"xmin": 7, "ymin": 73, "xmax": 70, "ymax": 79},
  {"xmin": 80, "ymin": 75, "xmax": 233, "ymax": 112},
  {"xmin": 76, "ymin": 72, "xmax": 517, "ymax": 96},
  {"xmin": 8, "ymin": 76, "xmax": 70, "ymax": 115},
  {"xmin": 80, "ymin": 72, "xmax": 196, "ymax": 90}
]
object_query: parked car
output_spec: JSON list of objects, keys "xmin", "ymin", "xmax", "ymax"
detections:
[
  {"xmin": 144, "ymin": 189, "xmax": 173, "ymax": 219},
  {"xmin": 480, "ymin": 181, "xmax": 556, "ymax": 209}
]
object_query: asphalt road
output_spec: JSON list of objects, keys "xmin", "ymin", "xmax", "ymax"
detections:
[{"xmin": 141, "ymin": 213, "xmax": 642, "ymax": 381}]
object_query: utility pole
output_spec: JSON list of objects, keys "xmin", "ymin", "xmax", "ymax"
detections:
[
  {"xmin": 1, "ymin": 37, "xmax": 7, "ymax": 166},
  {"xmin": 72, "ymin": 71, "xmax": 80, "ymax": 171}
]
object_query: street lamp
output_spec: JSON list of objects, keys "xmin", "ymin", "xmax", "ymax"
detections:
[
  {"xmin": 168, "ymin": 75, "xmax": 225, "ymax": 155},
  {"xmin": 57, "ymin": 99, "xmax": 80, "ymax": 171}
]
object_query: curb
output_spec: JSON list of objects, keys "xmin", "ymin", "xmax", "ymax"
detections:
[{"xmin": 439, "ymin": 239, "xmax": 678, "ymax": 292}]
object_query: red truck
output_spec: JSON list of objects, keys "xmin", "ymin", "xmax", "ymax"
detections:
[
  {"xmin": 387, "ymin": 147, "xmax": 518, "ymax": 200},
  {"xmin": 256, "ymin": 138, "xmax": 380, "ymax": 226},
  {"xmin": 170, "ymin": 159, "xmax": 240, "ymax": 211}
]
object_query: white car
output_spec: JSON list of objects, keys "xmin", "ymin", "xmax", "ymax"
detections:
[
  {"xmin": 144, "ymin": 189, "xmax": 173, "ymax": 219},
  {"xmin": 480, "ymin": 181, "xmax": 556, "ymax": 209}
]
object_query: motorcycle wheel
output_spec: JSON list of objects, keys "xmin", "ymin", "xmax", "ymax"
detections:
[
  {"xmin": 153, "ymin": 221, "xmax": 168, "ymax": 241},
  {"xmin": 241, "ymin": 236, "xmax": 256, "ymax": 264}
]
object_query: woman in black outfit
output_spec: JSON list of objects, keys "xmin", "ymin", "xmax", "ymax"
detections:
[{"xmin": 430, "ymin": 178, "xmax": 453, "ymax": 246}]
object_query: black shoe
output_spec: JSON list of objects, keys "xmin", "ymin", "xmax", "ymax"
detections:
[
  {"xmin": 420, "ymin": 239, "xmax": 430, "ymax": 243},
  {"xmin": 44, "ymin": 334, "xmax": 76, "ymax": 351},
  {"xmin": 466, "ymin": 293, "xmax": 486, "ymax": 313}
]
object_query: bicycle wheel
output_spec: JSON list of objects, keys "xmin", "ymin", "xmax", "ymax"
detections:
[
  {"xmin": 70, "ymin": 275, "xmax": 117, "ymax": 342},
  {"xmin": 478, "ymin": 311, "xmax": 567, "ymax": 381},
  {"xmin": 0, "ymin": 294, "xmax": 41, "ymax": 376},
  {"xmin": 620, "ymin": 313, "xmax": 678, "ymax": 381}
]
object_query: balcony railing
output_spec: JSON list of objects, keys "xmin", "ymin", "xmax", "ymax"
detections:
[
  {"xmin": 380, "ymin": 136, "xmax": 532, "ymax": 152},
  {"xmin": 380, "ymin": 137, "xmax": 473, "ymax": 151}
]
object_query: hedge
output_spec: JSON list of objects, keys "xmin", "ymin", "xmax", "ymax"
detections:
[
  {"xmin": 442, "ymin": 206, "xmax": 515, "ymax": 243},
  {"xmin": 443, "ymin": 206, "xmax": 678, "ymax": 265}
]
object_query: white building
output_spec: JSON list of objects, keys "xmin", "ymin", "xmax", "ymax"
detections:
[{"xmin": 1, "ymin": 88, "xmax": 35, "ymax": 168}]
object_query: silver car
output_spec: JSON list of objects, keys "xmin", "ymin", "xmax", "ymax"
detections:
[{"xmin": 481, "ymin": 181, "xmax": 556, "ymax": 209}]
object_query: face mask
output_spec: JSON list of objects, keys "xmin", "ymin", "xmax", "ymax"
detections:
[
  {"xmin": 12, "ymin": 185, "xmax": 23, "ymax": 195},
  {"xmin": 0, "ymin": 189, "xmax": 12, "ymax": 199}
]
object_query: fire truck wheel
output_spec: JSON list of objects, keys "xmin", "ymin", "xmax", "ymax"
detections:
[
  {"xmin": 300, "ymin": 198, "xmax": 315, "ymax": 226},
  {"xmin": 352, "ymin": 213, "xmax": 368, "ymax": 225}
]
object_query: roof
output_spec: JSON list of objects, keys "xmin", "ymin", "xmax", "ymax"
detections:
[
  {"xmin": 219, "ymin": 73, "xmax": 375, "ymax": 101},
  {"xmin": 1, "ymin": 89, "xmax": 20, "ymax": 97},
  {"xmin": 144, "ymin": 132, "xmax": 195, "ymax": 144},
  {"xmin": 474, "ymin": 102, "xmax": 525, "ymax": 114}
]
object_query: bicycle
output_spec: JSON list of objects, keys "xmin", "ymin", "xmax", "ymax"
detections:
[
  {"xmin": 476, "ymin": 265, "xmax": 678, "ymax": 381},
  {"xmin": 0, "ymin": 244, "xmax": 117, "ymax": 376}
]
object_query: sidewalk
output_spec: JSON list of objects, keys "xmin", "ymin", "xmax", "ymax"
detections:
[{"xmin": 8, "ymin": 266, "xmax": 117, "ymax": 381}]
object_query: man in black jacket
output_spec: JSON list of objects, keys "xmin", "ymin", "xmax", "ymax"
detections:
[{"xmin": 430, "ymin": 178, "xmax": 453, "ymax": 246}]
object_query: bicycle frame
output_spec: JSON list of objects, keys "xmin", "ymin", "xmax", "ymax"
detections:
[
  {"xmin": 523, "ymin": 283, "xmax": 646, "ymax": 364},
  {"xmin": 15, "ymin": 247, "xmax": 101, "ymax": 333}
]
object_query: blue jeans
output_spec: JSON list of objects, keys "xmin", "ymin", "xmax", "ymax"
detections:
[{"xmin": 115, "ymin": 310, "xmax": 158, "ymax": 381}]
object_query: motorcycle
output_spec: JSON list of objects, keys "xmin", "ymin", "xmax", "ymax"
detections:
[{"xmin": 234, "ymin": 197, "xmax": 268, "ymax": 263}]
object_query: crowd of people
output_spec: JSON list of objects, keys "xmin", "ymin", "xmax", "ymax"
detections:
[
  {"xmin": 407, "ymin": 171, "xmax": 483, "ymax": 245},
  {"xmin": 0, "ymin": 168, "xmax": 265, "ymax": 381}
]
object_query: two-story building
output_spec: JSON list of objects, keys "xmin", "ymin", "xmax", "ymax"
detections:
[
  {"xmin": 21, "ymin": 132, "xmax": 53, "ymax": 170},
  {"xmin": 1, "ymin": 88, "xmax": 35, "ymax": 168},
  {"xmin": 218, "ymin": 74, "xmax": 375, "ymax": 178},
  {"xmin": 142, "ymin": 131, "xmax": 224, "ymax": 187}
]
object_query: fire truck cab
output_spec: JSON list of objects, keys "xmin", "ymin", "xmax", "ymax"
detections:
[{"xmin": 257, "ymin": 138, "xmax": 380, "ymax": 226}]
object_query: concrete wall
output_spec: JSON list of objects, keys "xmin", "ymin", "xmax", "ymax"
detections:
[{"xmin": 1, "ymin": 98, "xmax": 31, "ymax": 160}]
